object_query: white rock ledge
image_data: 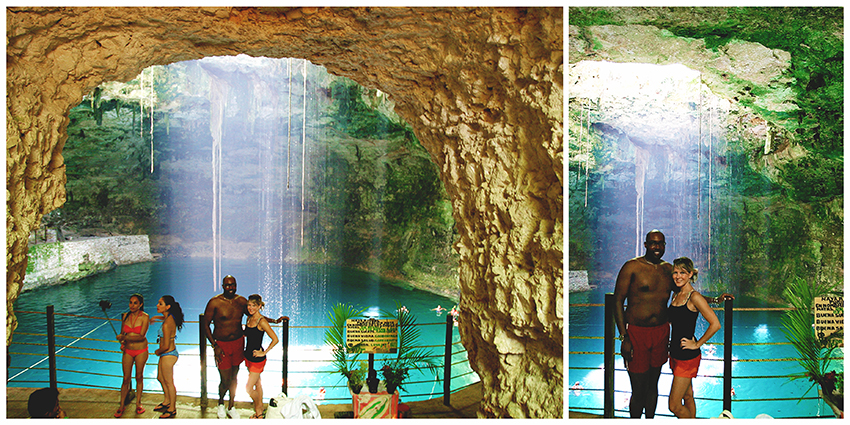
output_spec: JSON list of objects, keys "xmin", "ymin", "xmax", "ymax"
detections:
[
  {"xmin": 22, "ymin": 236, "xmax": 154, "ymax": 291},
  {"xmin": 568, "ymin": 270, "xmax": 591, "ymax": 293}
]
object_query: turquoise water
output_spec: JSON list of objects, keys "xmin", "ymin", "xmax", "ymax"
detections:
[
  {"xmin": 9, "ymin": 258, "xmax": 477, "ymax": 403},
  {"xmin": 568, "ymin": 289, "xmax": 843, "ymax": 419}
]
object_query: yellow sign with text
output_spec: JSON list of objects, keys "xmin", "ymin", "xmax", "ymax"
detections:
[
  {"xmin": 814, "ymin": 296, "xmax": 844, "ymax": 344},
  {"xmin": 346, "ymin": 318, "xmax": 398, "ymax": 354}
]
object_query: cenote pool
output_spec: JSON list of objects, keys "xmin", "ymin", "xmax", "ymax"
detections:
[
  {"xmin": 569, "ymin": 287, "xmax": 844, "ymax": 419},
  {"xmin": 9, "ymin": 257, "xmax": 478, "ymax": 404}
]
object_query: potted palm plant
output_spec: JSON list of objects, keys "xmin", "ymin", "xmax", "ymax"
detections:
[
  {"xmin": 379, "ymin": 303, "xmax": 441, "ymax": 394},
  {"xmin": 324, "ymin": 303, "xmax": 366, "ymax": 393},
  {"xmin": 780, "ymin": 276, "xmax": 843, "ymax": 417}
]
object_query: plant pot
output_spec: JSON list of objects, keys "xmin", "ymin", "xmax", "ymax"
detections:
[
  {"xmin": 818, "ymin": 388, "xmax": 843, "ymax": 418},
  {"xmin": 349, "ymin": 381, "xmax": 362, "ymax": 394},
  {"xmin": 386, "ymin": 383, "xmax": 397, "ymax": 395}
]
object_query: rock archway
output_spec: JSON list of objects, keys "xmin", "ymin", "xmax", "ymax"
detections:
[{"xmin": 6, "ymin": 7, "xmax": 563, "ymax": 418}]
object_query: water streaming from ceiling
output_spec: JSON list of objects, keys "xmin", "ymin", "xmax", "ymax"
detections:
[
  {"xmin": 166, "ymin": 55, "xmax": 334, "ymax": 321},
  {"xmin": 570, "ymin": 61, "xmax": 737, "ymax": 293}
]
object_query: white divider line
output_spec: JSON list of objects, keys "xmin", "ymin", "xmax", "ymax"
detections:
[{"xmin": 7, "ymin": 321, "xmax": 111, "ymax": 382}]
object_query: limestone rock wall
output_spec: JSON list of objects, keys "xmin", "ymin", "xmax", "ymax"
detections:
[
  {"xmin": 6, "ymin": 7, "xmax": 563, "ymax": 417},
  {"xmin": 23, "ymin": 236, "xmax": 154, "ymax": 291}
]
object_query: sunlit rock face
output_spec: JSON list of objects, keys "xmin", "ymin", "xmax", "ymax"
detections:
[{"xmin": 6, "ymin": 7, "xmax": 563, "ymax": 418}]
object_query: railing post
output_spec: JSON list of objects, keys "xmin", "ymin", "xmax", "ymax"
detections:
[
  {"xmin": 604, "ymin": 293, "xmax": 615, "ymax": 418},
  {"xmin": 47, "ymin": 305, "xmax": 57, "ymax": 389},
  {"xmin": 723, "ymin": 298, "xmax": 733, "ymax": 412},
  {"xmin": 199, "ymin": 314, "xmax": 207, "ymax": 407},
  {"xmin": 281, "ymin": 317, "xmax": 289, "ymax": 396},
  {"xmin": 443, "ymin": 313, "xmax": 453, "ymax": 406}
]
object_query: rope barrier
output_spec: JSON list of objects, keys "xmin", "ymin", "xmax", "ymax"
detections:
[
  {"xmin": 10, "ymin": 308, "xmax": 480, "ymax": 404},
  {"xmin": 571, "ymin": 299, "xmax": 843, "ymax": 418},
  {"xmin": 568, "ymin": 304, "xmax": 795, "ymax": 311}
]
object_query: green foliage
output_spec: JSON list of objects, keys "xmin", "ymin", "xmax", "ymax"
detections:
[
  {"xmin": 726, "ymin": 152, "xmax": 780, "ymax": 197},
  {"xmin": 323, "ymin": 303, "xmax": 366, "ymax": 385},
  {"xmin": 567, "ymin": 169, "xmax": 596, "ymax": 271},
  {"xmin": 379, "ymin": 302, "xmax": 441, "ymax": 391},
  {"xmin": 780, "ymin": 276, "xmax": 843, "ymax": 406},
  {"xmin": 62, "ymin": 106, "xmax": 161, "ymax": 233},
  {"xmin": 779, "ymin": 155, "xmax": 843, "ymax": 202},
  {"xmin": 329, "ymin": 80, "xmax": 410, "ymax": 140},
  {"xmin": 657, "ymin": 7, "xmax": 843, "ymax": 157},
  {"xmin": 567, "ymin": 7, "xmax": 616, "ymax": 26},
  {"xmin": 315, "ymin": 85, "xmax": 457, "ymax": 278}
]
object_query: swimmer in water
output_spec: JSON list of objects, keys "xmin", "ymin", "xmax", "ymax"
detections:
[
  {"xmin": 431, "ymin": 305, "xmax": 446, "ymax": 313},
  {"xmin": 570, "ymin": 381, "xmax": 584, "ymax": 396}
]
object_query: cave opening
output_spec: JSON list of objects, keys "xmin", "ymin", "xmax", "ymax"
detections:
[
  {"xmin": 8, "ymin": 7, "xmax": 564, "ymax": 418},
  {"xmin": 570, "ymin": 60, "xmax": 735, "ymax": 294}
]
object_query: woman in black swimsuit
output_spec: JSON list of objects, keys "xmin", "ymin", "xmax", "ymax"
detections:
[
  {"xmin": 243, "ymin": 294, "xmax": 279, "ymax": 419},
  {"xmin": 667, "ymin": 257, "xmax": 721, "ymax": 418}
]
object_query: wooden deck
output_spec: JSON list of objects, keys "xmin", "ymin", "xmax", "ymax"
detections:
[{"xmin": 7, "ymin": 382, "xmax": 482, "ymax": 419}]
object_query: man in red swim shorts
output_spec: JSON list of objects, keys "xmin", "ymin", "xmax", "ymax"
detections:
[
  {"xmin": 614, "ymin": 230, "xmax": 674, "ymax": 418},
  {"xmin": 203, "ymin": 275, "xmax": 283, "ymax": 419}
]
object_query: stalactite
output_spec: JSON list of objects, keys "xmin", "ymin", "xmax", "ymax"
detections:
[
  {"xmin": 698, "ymin": 76, "xmax": 702, "ymax": 220},
  {"xmin": 150, "ymin": 71, "xmax": 155, "ymax": 173},
  {"xmin": 300, "ymin": 59, "xmax": 307, "ymax": 247},
  {"xmin": 209, "ymin": 74, "xmax": 227, "ymax": 291},
  {"xmin": 287, "ymin": 57, "xmax": 292, "ymax": 189},
  {"xmin": 706, "ymin": 97, "xmax": 715, "ymax": 269},
  {"xmin": 584, "ymin": 105, "xmax": 589, "ymax": 208},
  {"xmin": 634, "ymin": 146, "xmax": 649, "ymax": 257},
  {"xmin": 140, "ymin": 71, "xmax": 144, "ymax": 143},
  {"xmin": 577, "ymin": 102, "xmax": 584, "ymax": 176},
  {"xmin": 764, "ymin": 125, "xmax": 771, "ymax": 154}
]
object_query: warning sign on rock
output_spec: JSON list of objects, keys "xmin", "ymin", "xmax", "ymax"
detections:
[
  {"xmin": 814, "ymin": 296, "xmax": 843, "ymax": 343},
  {"xmin": 346, "ymin": 318, "xmax": 398, "ymax": 354}
]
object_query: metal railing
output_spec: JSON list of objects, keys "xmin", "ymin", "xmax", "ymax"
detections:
[
  {"xmin": 8, "ymin": 307, "xmax": 479, "ymax": 407},
  {"xmin": 569, "ymin": 293, "xmax": 843, "ymax": 419}
]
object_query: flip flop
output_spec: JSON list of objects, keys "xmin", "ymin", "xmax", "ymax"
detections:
[
  {"xmin": 114, "ymin": 407, "xmax": 125, "ymax": 418},
  {"xmin": 154, "ymin": 403, "xmax": 170, "ymax": 412},
  {"xmin": 249, "ymin": 413, "xmax": 263, "ymax": 419},
  {"xmin": 159, "ymin": 409, "xmax": 177, "ymax": 419},
  {"xmin": 136, "ymin": 406, "xmax": 146, "ymax": 414}
]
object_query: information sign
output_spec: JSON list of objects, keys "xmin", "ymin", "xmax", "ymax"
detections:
[
  {"xmin": 346, "ymin": 318, "xmax": 398, "ymax": 354},
  {"xmin": 814, "ymin": 295, "xmax": 844, "ymax": 343}
]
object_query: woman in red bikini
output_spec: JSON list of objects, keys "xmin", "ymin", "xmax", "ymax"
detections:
[{"xmin": 115, "ymin": 293, "xmax": 150, "ymax": 417}]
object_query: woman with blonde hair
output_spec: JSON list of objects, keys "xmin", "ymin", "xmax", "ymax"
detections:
[
  {"xmin": 667, "ymin": 257, "xmax": 721, "ymax": 418},
  {"xmin": 243, "ymin": 294, "xmax": 279, "ymax": 419}
]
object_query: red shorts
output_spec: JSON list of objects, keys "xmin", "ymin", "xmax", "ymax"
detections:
[
  {"xmin": 215, "ymin": 337, "xmax": 244, "ymax": 370},
  {"xmin": 670, "ymin": 354, "xmax": 701, "ymax": 378},
  {"xmin": 625, "ymin": 323, "xmax": 670, "ymax": 374},
  {"xmin": 245, "ymin": 358, "xmax": 267, "ymax": 373}
]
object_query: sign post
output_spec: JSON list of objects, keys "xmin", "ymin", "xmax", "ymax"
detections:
[{"xmin": 345, "ymin": 318, "xmax": 399, "ymax": 418}]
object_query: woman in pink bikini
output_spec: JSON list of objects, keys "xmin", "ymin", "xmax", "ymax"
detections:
[{"xmin": 115, "ymin": 293, "xmax": 150, "ymax": 417}]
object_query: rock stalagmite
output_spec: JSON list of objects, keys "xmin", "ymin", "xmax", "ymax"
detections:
[{"xmin": 6, "ymin": 7, "xmax": 563, "ymax": 418}]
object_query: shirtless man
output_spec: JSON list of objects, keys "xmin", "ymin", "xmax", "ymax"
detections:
[
  {"xmin": 203, "ymin": 275, "xmax": 283, "ymax": 419},
  {"xmin": 614, "ymin": 230, "xmax": 733, "ymax": 418},
  {"xmin": 614, "ymin": 230, "xmax": 673, "ymax": 418}
]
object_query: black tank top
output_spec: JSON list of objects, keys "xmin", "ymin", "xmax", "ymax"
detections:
[
  {"xmin": 243, "ymin": 324, "xmax": 266, "ymax": 362},
  {"xmin": 668, "ymin": 291, "xmax": 700, "ymax": 360}
]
